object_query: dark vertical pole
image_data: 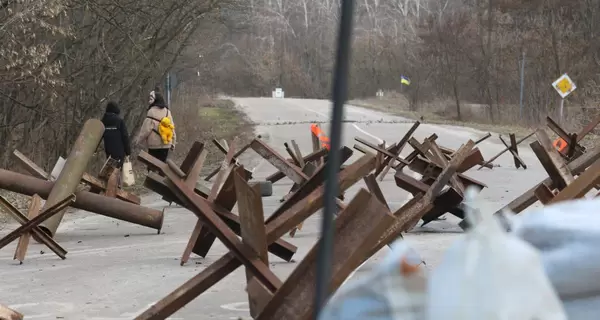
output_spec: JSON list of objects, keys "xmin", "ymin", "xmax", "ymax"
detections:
[{"xmin": 314, "ymin": 0, "xmax": 355, "ymax": 318}]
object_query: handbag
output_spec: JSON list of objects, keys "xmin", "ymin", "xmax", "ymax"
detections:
[{"xmin": 121, "ymin": 157, "xmax": 136, "ymax": 187}]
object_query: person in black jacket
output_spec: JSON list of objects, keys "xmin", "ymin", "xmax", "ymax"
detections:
[{"xmin": 100, "ymin": 101, "xmax": 131, "ymax": 168}]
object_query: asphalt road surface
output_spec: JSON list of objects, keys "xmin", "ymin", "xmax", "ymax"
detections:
[{"xmin": 0, "ymin": 98, "xmax": 550, "ymax": 319}]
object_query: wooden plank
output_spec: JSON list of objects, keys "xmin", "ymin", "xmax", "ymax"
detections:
[
  {"xmin": 234, "ymin": 171, "xmax": 272, "ymax": 317},
  {"xmin": 535, "ymin": 129, "xmax": 575, "ymax": 186},
  {"xmin": 378, "ymin": 121, "xmax": 420, "ymax": 181},
  {"xmin": 251, "ymin": 139, "xmax": 307, "ymax": 184},
  {"xmin": 255, "ymin": 190, "xmax": 395, "ymax": 320},
  {"xmin": 13, "ymin": 194, "xmax": 43, "ymax": 263},
  {"xmin": 0, "ymin": 196, "xmax": 66, "ymax": 259}
]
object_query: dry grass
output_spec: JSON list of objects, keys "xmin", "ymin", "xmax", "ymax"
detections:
[
  {"xmin": 350, "ymin": 94, "xmax": 600, "ymax": 149},
  {"xmin": 0, "ymin": 95, "xmax": 254, "ymax": 226}
]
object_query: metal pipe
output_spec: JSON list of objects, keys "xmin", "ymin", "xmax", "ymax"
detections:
[
  {"xmin": 314, "ymin": 0, "xmax": 355, "ymax": 317},
  {"xmin": 0, "ymin": 169, "xmax": 164, "ymax": 232},
  {"xmin": 38, "ymin": 119, "xmax": 105, "ymax": 237}
]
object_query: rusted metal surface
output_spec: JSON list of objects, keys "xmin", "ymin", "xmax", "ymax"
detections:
[
  {"xmin": 13, "ymin": 149, "xmax": 140, "ymax": 204},
  {"xmin": 0, "ymin": 195, "xmax": 66, "ymax": 260},
  {"xmin": 264, "ymin": 146, "xmax": 354, "ymax": 224},
  {"xmin": 135, "ymin": 153, "xmax": 377, "ymax": 320},
  {"xmin": 284, "ymin": 142, "xmax": 301, "ymax": 167},
  {"xmin": 290, "ymin": 140, "xmax": 305, "ymax": 167},
  {"xmin": 355, "ymin": 137, "xmax": 411, "ymax": 166},
  {"xmin": 549, "ymin": 158, "xmax": 600, "ymax": 204},
  {"xmin": 493, "ymin": 144, "xmax": 600, "ymax": 215},
  {"xmin": 141, "ymin": 170, "xmax": 297, "ymax": 261},
  {"xmin": 530, "ymin": 141, "xmax": 566, "ymax": 189},
  {"xmin": 364, "ymin": 174, "xmax": 389, "ymax": 210},
  {"xmin": 477, "ymin": 131, "xmax": 536, "ymax": 170},
  {"xmin": 0, "ymin": 169, "xmax": 164, "ymax": 231},
  {"xmin": 140, "ymin": 151, "xmax": 282, "ymax": 292},
  {"xmin": 0, "ymin": 195, "xmax": 75, "ymax": 249},
  {"xmin": 474, "ymin": 132, "xmax": 492, "ymax": 145},
  {"xmin": 534, "ymin": 183, "xmax": 555, "ymax": 205},
  {"xmin": 546, "ymin": 116, "xmax": 586, "ymax": 157},
  {"xmin": 256, "ymin": 190, "xmax": 395, "ymax": 320},
  {"xmin": 379, "ymin": 140, "xmax": 475, "ymax": 244},
  {"xmin": 536, "ymin": 129, "xmax": 575, "ymax": 186},
  {"xmin": 204, "ymin": 139, "xmax": 255, "ymax": 181},
  {"xmin": 408, "ymin": 157, "xmax": 486, "ymax": 190},
  {"xmin": 182, "ymin": 141, "xmax": 237, "ymax": 265},
  {"xmin": 136, "ymin": 155, "xmax": 375, "ymax": 320},
  {"xmin": 33, "ymin": 119, "xmax": 103, "ymax": 237},
  {"xmin": 498, "ymin": 134, "xmax": 527, "ymax": 169},
  {"xmin": 378, "ymin": 121, "xmax": 420, "ymax": 180},
  {"xmin": 265, "ymin": 148, "xmax": 328, "ymax": 183},
  {"xmin": 251, "ymin": 139, "xmax": 307, "ymax": 184},
  {"xmin": 13, "ymin": 194, "xmax": 43, "ymax": 263},
  {"xmin": 234, "ymin": 171, "xmax": 272, "ymax": 317},
  {"xmin": 420, "ymin": 188, "xmax": 463, "ymax": 226}
]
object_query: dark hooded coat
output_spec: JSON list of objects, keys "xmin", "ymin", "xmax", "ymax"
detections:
[{"xmin": 101, "ymin": 101, "xmax": 132, "ymax": 161}]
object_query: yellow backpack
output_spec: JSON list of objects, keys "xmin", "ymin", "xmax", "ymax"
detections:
[{"xmin": 148, "ymin": 108, "xmax": 175, "ymax": 144}]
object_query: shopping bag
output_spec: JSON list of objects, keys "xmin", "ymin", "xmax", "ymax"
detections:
[
  {"xmin": 426, "ymin": 187, "xmax": 566, "ymax": 320},
  {"xmin": 121, "ymin": 158, "xmax": 135, "ymax": 187}
]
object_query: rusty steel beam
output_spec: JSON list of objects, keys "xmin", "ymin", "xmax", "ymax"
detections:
[
  {"xmin": 0, "ymin": 195, "xmax": 67, "ymax": 260},
  {"xmin": 256, "ymin": 190, "xmax": 395, "ymax": 320},
  {"xmin": 265, "ymin": 148, "xmax": 328, "ymax": 183},
  {"xmin": 134, "ymin": 153, "xmax": 377, "ymax": 320},
  {"xmin": 486, "ymin": 144, "xmax": 600, "ymax": 228},
  {"xmin": 0, "ymin": 195, "xmax": 75, "ymax": 249},
  {"xmin": 251, "ymin": 139, "xmax": 307, "ymax": 184},
  {"xmin": 477, "ymin": 131, "xmax": 536, "ymax": 170},
  {"xmin": 0, "ymin": 169, "xmax": 164, "ymax": 231},
  {"xmin": 39, "ymin": 119, "xmax": 105, "ymax": 236}
]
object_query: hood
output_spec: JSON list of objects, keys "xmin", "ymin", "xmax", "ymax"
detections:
[
  {"xmin": 106, "ymin": 101, "xmax": 121, "ymax": 115},
  {"xmin": 102, "ymin": 111, "xmax": 122, "ymax": 128}
]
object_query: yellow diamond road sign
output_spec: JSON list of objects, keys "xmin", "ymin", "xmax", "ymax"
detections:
[{"xmin": 552, "ymin": 74, "xmax": 576, "ymax": 99}]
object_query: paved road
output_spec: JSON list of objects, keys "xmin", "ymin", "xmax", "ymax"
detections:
[{"xmin": 0, "ymin": 98, "xmax": 550, "ymax": 319}]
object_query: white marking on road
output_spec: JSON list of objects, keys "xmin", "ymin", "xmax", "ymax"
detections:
[
  {"xmin": 299, "ymin": 105, "xmax": 328, "ymax": 118},
  {"xmin": 221, "ymin": 301, "xmax": 250, "ymax": 312},
  {"xmin": 9, "ymin": 301, "xmax": 74, "ymax": 319},
  {"xmin": 351, "ymin": 124, "xmax": 384, "ymax": 144}
]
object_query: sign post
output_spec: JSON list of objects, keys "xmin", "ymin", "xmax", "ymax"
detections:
[{"xmin": 551, "ymin": 73, "xmax": 576, "ymax": 124}]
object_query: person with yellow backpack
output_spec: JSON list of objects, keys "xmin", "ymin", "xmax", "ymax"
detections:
[{"xmin": 134, "ymin": 90, "xmax": 176, "ymax": 163}]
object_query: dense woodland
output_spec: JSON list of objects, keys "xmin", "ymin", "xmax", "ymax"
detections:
[{"xmin": 2, "ymin": 0, "xmax": 600, "ymax": 168}]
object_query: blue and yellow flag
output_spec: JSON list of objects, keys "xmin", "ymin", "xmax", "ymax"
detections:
[{"xmin": 401, "ymin": 75, "xmax": 411, "ymax": 86}]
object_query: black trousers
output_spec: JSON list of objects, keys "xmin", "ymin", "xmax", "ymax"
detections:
[{"xmin": 148, "ymin": 148, "xmax": 169, "ymax": 162}]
